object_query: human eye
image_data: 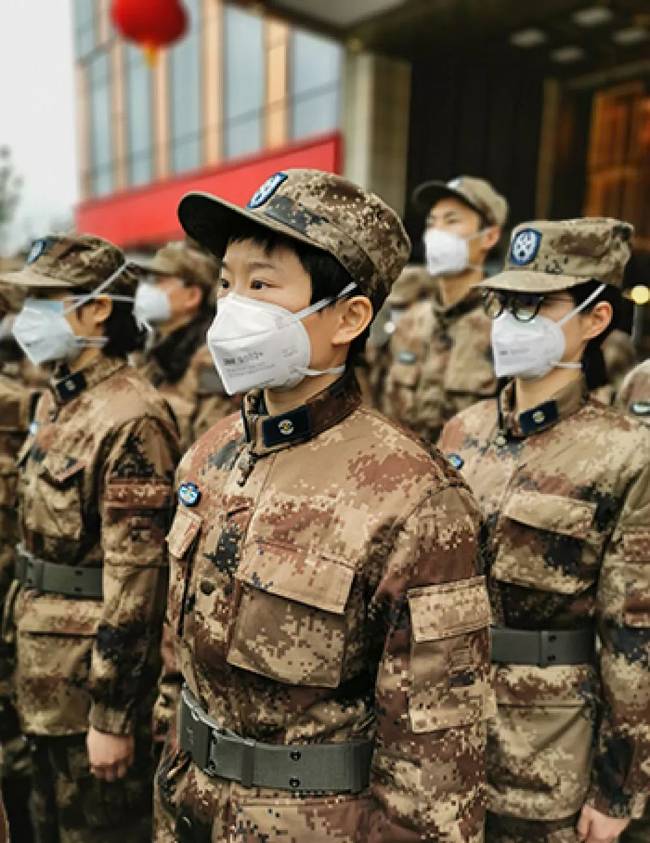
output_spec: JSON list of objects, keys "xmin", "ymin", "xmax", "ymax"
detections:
[
  {"xmin": 250, "ymin": 279, "xmax": 270, "ymax": 291},
  {"xmin": 218, "ymin": 277, "xmax": 230, "ymax": 290}
]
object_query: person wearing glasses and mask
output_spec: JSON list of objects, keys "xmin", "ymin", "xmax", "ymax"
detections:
[
  {"xmin": 439, "ymin": 219, "xmax": 650, "ymax": 843},
  {"xmin": 380, "ymin": 175, "xmax": 507, "ymax": 441},
  {"xmin": 0, "ymin": 235, "xmax": 179, "ymax": 843},
  {"xmin": 133, "ymin": 240, "xmax": 236, "ymax": 452}
]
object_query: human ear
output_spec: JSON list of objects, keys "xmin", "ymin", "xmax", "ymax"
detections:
[
  {"xmin": 88, "ymin": 295, "xmax": 113, "ymax": 327},
  {"xmin": 331, "ymin": 296, "xmax": 373, "ymax": 347},
  {"xmin": 183, "ymin": 284, "xmax": 203, "ymax": 311},
  {"xmin": 582, "ymin": 301, "xmax": 613, "ymax": 342},
  {"xmin": 480, "ymin": 226, "xmax": 501, "ymax": 251}
]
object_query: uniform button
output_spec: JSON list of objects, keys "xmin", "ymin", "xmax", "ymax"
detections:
[
  {"xmin": 532, "ymin": 410, "xmax": 545, "ymax": 424},
  {"xmin": 200, "ymin": 580, "xmax": 214, "ymax": 596},
  {"xmin": 290, "ymin": 750, "xmax": 301, "ymax": 761},
  {"xmin": 494, "ymin": 434, "xmax": 507, "ymax": 447},
  {"xmin": 289, "ymin": 777, "xmax": 300, "ymax": 788}
]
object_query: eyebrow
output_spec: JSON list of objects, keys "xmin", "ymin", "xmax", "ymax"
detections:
[{"xmin": 220, "ymin": 259, "xmax": 277, "ymax": 272}]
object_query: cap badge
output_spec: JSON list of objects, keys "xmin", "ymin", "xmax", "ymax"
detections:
[
  {"xmin": 248, "ymin": 172, "xmax": 288, "ymax": 209},
  {"xmin": 178, "ymin": 481, "xmax": 201, "ymax": 507},
  {"xmin": 26, "ymin": 239, "xmax": 48, "ymax": 265},
  {"xmin": 510, "ymin": 228, "xmax": 542, "ymax": 266}
]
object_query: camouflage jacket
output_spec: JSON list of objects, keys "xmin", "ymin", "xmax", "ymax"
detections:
[
  {"xmin": 617, "ymin": 359, "xmax": 650, "ymax": 425},
  {"xmin": 439, "ymin": 377, "xmax": 650, "ymax": 821},
  {"xmin": 135, "ymin": 317, "xmax": 238, "ymax": 452},
  {"xmin": 9, "ymin": 356, "xmax": 179, "ymax": 736},
  {"xmin": 159, "ymin": 371, "xmax": 491, "ymax": 842},
  {"xmin": 382, "ymin": 287, "xmax": 497, "ymax": 443}
]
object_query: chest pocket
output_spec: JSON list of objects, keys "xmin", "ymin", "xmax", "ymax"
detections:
[
  {"xmin": 22, "ymin": 450, "xmax": 86, "ymax": 541},
  {"xmin": 493, "ymin": 491, "xmax": 601, "ymax": 595},
  {"xmin": 227, "ymin": 539, "xmax": 356, "ymax": 688},
  {"xmin": 166, "ymin": 506, "xmax": 203, "ymax": 636}
]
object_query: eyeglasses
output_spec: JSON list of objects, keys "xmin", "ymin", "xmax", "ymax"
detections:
[{"xmin": 482, "ymin": 290, "xmax": 574, "ymax": 323}]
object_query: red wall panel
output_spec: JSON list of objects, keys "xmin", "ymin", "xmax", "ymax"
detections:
[{"xmin": 76, "ymin": 132, "xmax": 342, "ymax": 249}]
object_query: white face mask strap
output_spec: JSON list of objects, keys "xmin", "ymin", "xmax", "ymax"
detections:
[
  {"xmin": 557, "ymin": 283, "xmax": 606, "ymax": 327},
  {"xmin": 63, "ymin": 262, "xmax": 130, "ymax": 315},
  {"xmin": 293, "ymin": 281, "xmax": 358, "ymax": 322}
]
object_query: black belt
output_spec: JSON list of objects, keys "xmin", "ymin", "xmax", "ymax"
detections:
[
  {"xmin": 491, "ymin": 626, "xmax": 594, "ymax": 667},
  {"xmin": 15, "ymin": 548, "xmax": 103, "ymax": 599},
  {"xmin": 179, "ymin": 686, "xmax": 373, "ymax": 793}
]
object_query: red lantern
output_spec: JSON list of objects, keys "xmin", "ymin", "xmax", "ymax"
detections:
[{"xmin": 111, "ymin": 0, "xmax": 188, "ymax": 64}]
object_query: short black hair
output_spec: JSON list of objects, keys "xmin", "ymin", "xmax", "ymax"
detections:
[
  {"xmin": 226, "ymin": 219, "xmax": 370, "ymax": 363},
  {"xmin": 568, "ymin": 280, "xmax": 621, "ymax": 390},
  {"xmin": 76, "ymin": 294, "xmax": 147, "ymax": 358}
]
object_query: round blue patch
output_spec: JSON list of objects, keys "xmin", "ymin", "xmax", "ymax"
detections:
[
  {"xmin": 247, "ymin": 172, "xmax": 288, "ymax": 209},
  {"xmin": 26, "ymin": 238, "xmax": 47, "ymax": 265},
  {"xmin": 447, "ymin": 453, "xmax": 464, "ymax": 470},
  {"xmin": 178, "ymin": 481, "xmax": 201, "ymax": 507},
  {"xmin": 510, "ymin": 228, "xmax": 542, "ymax": 266}
]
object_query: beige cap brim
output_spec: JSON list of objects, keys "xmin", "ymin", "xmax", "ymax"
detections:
[
  {"xmin": 178, "ymin": 192, "xmax": 324, "ymax": 259},
  {"xmin": 0, "ymin": 268, "xmax": 74, "ymax": 289},
  {"xmin": 475, "ymin": 270, "xmax": 587, "ymax": 294}
]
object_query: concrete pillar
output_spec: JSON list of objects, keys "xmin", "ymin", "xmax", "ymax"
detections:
[{"xmin": 341, "ymin": 49, "xmax": 411, "ymax": 215}]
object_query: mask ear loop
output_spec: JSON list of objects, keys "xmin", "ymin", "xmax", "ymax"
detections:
[{"xmin": 552, "ymin": 283, "xmax": 607, "ymax": 371}]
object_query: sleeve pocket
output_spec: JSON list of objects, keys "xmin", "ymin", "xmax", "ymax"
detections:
[
  {"xmin": 622, "ymin": 530, "xmax": 650, "ymax": 627},
  {"xmin": 407, "ymin": 576, "xmax": 493, "ymax": 733}
]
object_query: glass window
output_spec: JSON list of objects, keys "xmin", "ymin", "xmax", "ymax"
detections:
[
  {"xmin": 125, "ymin": 45, "xmax": 154, "ymax": 187},
  {"xmin": 169, "ymin": 0, "xmax": 202, "ymax": 173},
  {"xmin": 290, "ymin": 30, "xmax": 342, "ymax": 140},
  {"xmin": 88, "ymin": 53, "xmax": 113, "ymax": 197},
  {"xmin": 224, "ymin": 6, "xmax": 265, "ymax": 159},
  {"xmin": 74, "ymin": 0, "xmax": 95, "ymax": 59}
]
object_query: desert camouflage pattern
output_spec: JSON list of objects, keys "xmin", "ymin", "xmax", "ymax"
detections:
[
  {"xmin": 143, "ymin": 240, "xmax": 220, "ymax": 290},
  {"xmin": 479, "ymin": 218, "xmax": 633, "ymax": 293},
  {"xmin": 617, "ymin": 359, "xmax": 650, "ymax": 425},
  {"xmin": 380, "ymin": 287, "xmax": 496, "ymax": 442},
  {"xmin": 0, "ymin": 234, "xmax": 143, "ymax": 294},
  {"xmin": 179, "ymin": 168, "xmax": 411, "ymax": 309},
  {"xmin": 413, "ymin": 176, "xmax": 509, "ymax": 227},
  {"xmin": 154, "ymin": 371, "xmax": 491, "ymax": 842},
  {"xmin": 29, "ymin": 732, "xmax": 154, "ymax": 843},
  {"xmin": 7, "ymin": 355, "xmax": 179, "ymax": 737},
  {"xmin": 592, "ymin": 330, "xmax": 637, "ymax": 405},
  {"xmin": 485, "ymin": 812, "xmax": 580, "ymax": 842},
  {"xmin": 439, "ymin": 376, "xmax": 650, "ymax": 825}
]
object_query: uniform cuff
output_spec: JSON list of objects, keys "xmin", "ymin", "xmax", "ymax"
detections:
[
  {"xmin": 89, "ymin": 703, "xmax": 134, "ymax": 736},
  {"xmin": 586, "ymin": 786, "xmax": 647, "ymax": 820}
]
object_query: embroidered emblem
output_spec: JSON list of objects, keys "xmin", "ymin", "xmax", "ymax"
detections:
[
  {"xmin": 278, "ymin": 419, "xmax": 294, "ymax": 436},
  {"xmin": 247, "ymin": 172, "xmax": 288, "ymax": 209},
  {"xmin": 178, "ymin": 481, "xmax": 201, "ymax": 507},
  {"xmin": 510, "ymin": 228, "xmax": 542, "ymax": 266},
  {"xmin": 447, "ymin": 453, "xmax": 464, "ymax": 470},
  {"xmin": 631, "ymin": 401, "xmax": 650, "ymax": 416}
]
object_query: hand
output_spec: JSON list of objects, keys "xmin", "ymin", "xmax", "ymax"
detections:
[
  {"xmin": 86, "ymin": 726, "xmax": 134, "ymax": 782},
  {"xmin": 577, "ymin": 804, "xmax": 631, "ymax": 843}
]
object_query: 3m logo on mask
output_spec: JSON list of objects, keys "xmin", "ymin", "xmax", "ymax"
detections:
[
  {"xmin": 247, "ymin": 172, "xmax": 288, "ymax": 209},
  {"xmin": 510, "ymin": 228, "xmax": 542, "ymax": 266}
]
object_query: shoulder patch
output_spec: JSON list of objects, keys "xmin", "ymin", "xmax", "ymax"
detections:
[
  {"xmin": 178, "ymin": 481, "xmax": 201, "ymax": 507},
  {"xmin": 447, "ymin": 453, "xmax": 464, "ymax": 470},
  {"xmin": 26, "ymin": 238, "xmax": 48, "ymax": 264},
  {"xmin": 510, "ymin": 228, "xmax": 542, "ymax": 266},
  {"xmin": 247, "ymin": 172, "xmax": 288, "ymax": 209}
]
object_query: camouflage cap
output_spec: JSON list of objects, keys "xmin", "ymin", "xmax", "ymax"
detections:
[
  {"xmin": 178, "ymin": 169, "xmax": 411, "ymax": 306},
  {"xmin": 413, "ymin": 175, "xmax": 509, "ymax": 227},
  {"xmin": 139, "ymin": 240, "xmax": 219, "ymax": 289},
  {"xmin": 387, "ymin": 265, "xmax": 434, "ymax": 308},
  {"xmin": 0, "ymin": 234, "xmax": 143, "ymax": 294},
  {"xmin": 478, "ymin": 217, "xmax": 634, "ymax": 293}
]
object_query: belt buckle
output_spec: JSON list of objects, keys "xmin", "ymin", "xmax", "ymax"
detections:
[
  {"xmin": 180, "ymin": 692, "xmax": 212, "ymax": 770},
  {"xmin": 538, "ymin": 630, "xmax": 559, "ymax": 668}
]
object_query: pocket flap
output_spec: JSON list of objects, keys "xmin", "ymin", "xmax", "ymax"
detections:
[
  {"xmin": 166, "ymin": 507, "xmax": 202, "ymax": 558},
  {"xmin": 17, "ymin": 592, "xmax": 103, "ymax": 636},
  {"xmin": 39, "ymin": 451, "xmax": 86, "ymax": 485},
  {"xmin": 236, "ymin": 540, "xmax": 354, "ymax": 615},
  {"xmin": 409, "ymin": 576, "xmax": 491, "ymax": 642},
  {"xmin": 503, "ymin": 492, "xmax": 596, "ymax": 538}
]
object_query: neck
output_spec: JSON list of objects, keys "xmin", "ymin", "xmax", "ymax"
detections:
[
  {"xmin": 514, "ymin": 366, "xmax": 582, "ymax": 413},
  {"xmin": 68, "ymin": 345, "xmax": 102, "ymax": 374},
  {"xmin": 157, "ymin": 311, "xmax": 195, "ymax": 339},
  {"xmin": 438, "ymin": 266, "xmax": 484, "ymax": 307},
  {"xmin": 264, "ymin": 370, "xmax": 342, "ymax": 416}
]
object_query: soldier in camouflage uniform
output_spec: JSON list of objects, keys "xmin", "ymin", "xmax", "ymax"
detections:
[
  {"xmin": 153, "ymin": 169, "xmax": 492, "ymax": 842},
  {"xmin": 439, "ymin": 219, "xmax": 650, "ymax": 843},
  {"xmin": 379, "ymin": 176, "xmax": 507, "ymax": 441},
  {"xmin": 133, "ymin": 240, "xmax": 237, "ymax": 451},
  {"xmin": 0, "ymin": 235, "xmax": 180, "ymax": 843},
  {"xmin": 616, "ymin": 359, "xmax": 650, "ymax": 425},
  {"xmin": 0, "ymin": 282, "xmax": 37, "ymax": 843}
]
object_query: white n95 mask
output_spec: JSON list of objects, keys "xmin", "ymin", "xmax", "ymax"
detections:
[
  {"xmin": 206, "ymin": 283, "xmax": 356, "ymax": 395},
  {"xmin": 424, "ymin": 228, "xmax": 487, "ymax": 276},
  {"xmin": 12, "ymin": 262, "xmax": 133, "ymax": 366},
  {"xmin": 133, "ymin": 282, "xmax": 172, "ymax": 327},
  {"xmin": 490, "ymin": 284, "xmax": 606, "ymax": 380}
]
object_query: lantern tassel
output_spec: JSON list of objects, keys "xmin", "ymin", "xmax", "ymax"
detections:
[{"xmin": 142, "ymin": 43, "xmax": 159, "ymax": 67}]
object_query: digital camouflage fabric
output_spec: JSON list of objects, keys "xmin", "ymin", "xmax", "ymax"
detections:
[
  {"xmin": 380, "ymin": 285, "xmax": 497, "ymax": 442},
  {"xmin": 154, "ymin": 371, "xmax": 492, "ymax": 843},
  {"xmin": 178, "ymin": 168, "xmax": 411, "ymax": 311},
  {"xmin": 617, "ymin": 359, "xmax": 650, "ymax": 425},
  {"xmin": 439, "ymin": 376, "xmax": 650, "ymax": 830},
  {"xmin": 412, "ymin": 176, "xmax": 508, "ymax": 226}
]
